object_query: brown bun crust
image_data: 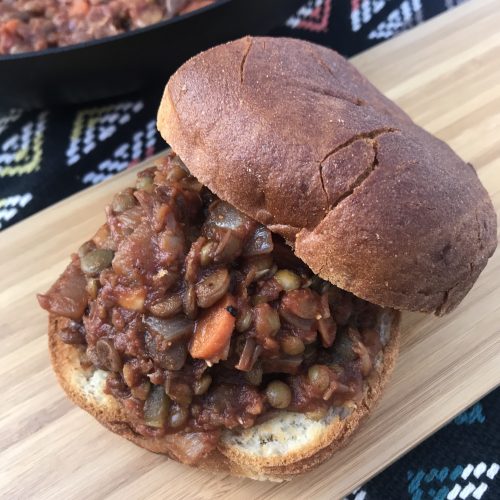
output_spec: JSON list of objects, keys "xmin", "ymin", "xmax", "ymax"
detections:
[
  {"xmin": 49, "ymin": 311, "xmax": 400, "ymax": 481},
  {"xmin": 157, "ymin": 36, "xmax": 497, "ymax": 315}
]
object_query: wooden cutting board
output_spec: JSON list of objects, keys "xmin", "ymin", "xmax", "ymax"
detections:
[{"xmin": 1, "ymin": 0, "xmax": 499, "ymax": 498}]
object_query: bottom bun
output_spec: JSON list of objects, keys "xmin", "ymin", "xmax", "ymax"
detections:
[{"xmin": 49, "ymin": 310, "xmax": 400, "ymax": 481}]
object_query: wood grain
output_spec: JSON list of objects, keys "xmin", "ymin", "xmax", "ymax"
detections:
[{"xmin": 1, "ymin": 0, "xmax": 499, "ymax": 498}]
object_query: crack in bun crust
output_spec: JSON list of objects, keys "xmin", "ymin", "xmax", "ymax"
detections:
[
  {"xmin": 49, "ymin": 311, "xmax": 400, "ymax": 481},
  {"xmin": 157, "ymin": 36, "xmax": 497, "ymax": 315}
]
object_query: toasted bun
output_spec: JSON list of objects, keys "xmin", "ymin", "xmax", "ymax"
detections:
[
  {"xmin": 157, "ymin": 36, "xmax": 497, "ymax": 315},
  {"xmin": 49, "ymin": 310, "xmax": 399, "ymax": 481}
]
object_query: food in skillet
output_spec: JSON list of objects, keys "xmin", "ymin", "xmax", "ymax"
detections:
[
  {"xmin": 38, "ymin": 37, "xmax": 497, "ymax": 480},
  {"xmin": 0, "ymin": 0, "xmax": 215, "ymax": 55}
]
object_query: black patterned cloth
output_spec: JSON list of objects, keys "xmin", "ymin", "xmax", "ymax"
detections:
[{"xmin": 1, "ymin": 2, "xmax": 498, "ymax": 499}]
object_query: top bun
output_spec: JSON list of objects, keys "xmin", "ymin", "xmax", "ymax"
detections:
[{"xmin": 157, "ymin": 36, "xmax": 497, "ymax": 315}]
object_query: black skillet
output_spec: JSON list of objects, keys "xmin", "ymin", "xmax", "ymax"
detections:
[{"xmin": 0, "ymin": 0, "xmax": 304, "ymax": 110}]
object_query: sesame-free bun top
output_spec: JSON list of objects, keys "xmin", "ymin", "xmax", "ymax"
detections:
[{"xmin": 157, "ymin": 36, "xmax": 497, "ymax": 315}]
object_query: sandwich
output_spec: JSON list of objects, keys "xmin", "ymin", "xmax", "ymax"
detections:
[{"xmin": 38, "ymin": 36, "xmax": 497, "ymax": 481}]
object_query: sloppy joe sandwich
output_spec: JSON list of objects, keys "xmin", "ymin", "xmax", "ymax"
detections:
[{"xmin": 38, "ymin": 37, "xmax": 497, "ymax": 481}]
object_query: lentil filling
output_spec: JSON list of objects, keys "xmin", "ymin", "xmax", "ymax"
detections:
[
  {"xmin": 0, "ymin": 0, "xmax": 216, "ymax": 55},
  {"xmin": 38, "ymin": 152, "xmax": 391, "ymax": 458}
]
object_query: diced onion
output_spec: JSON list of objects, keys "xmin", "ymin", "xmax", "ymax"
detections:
[
  {"xmin": 206, "ymin": 201, "xmax": 248, "ymax": 232},
  {"xmin": 144, "ymin": 385, "xmax": 170, "ymax": 428},
  {"xmin": 243, "ymin": 225, "xmax": 274, "ymax": 257},
  {"xmin": 144, "ymin": 316, "xmax": 194, "ymax": 343}
]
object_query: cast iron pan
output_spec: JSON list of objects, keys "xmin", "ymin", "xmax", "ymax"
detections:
[{"xmin": 0, "ymin": 0, "xmax": 303, "ymax": 110}]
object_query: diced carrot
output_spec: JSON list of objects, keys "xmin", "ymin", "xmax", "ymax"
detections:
[
  {"xmin": 92, "ymin": 223, "xmax": 113, "ymax": 248},
  {"xmin": 179, "ymin": 0, "xmax": 214, "ymax": 15},
  {"xmin": 189, "ymin": 294, "xmax": 236, "ymax": 361},
  {"xmin": 3, "ymin": 19, "xmax": 20, "ymax": 33},
  {"xmin": 69, "ymin": 0, "xmax": 89, "ymax": 17},
  {"xmin": 116, "ymin": 286, "xmax": 146, "ymax": 312}
]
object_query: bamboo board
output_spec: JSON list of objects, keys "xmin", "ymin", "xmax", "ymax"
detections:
[{"xmin": 0, "ymin": 0, "xmax": 499, "ymax": 498}]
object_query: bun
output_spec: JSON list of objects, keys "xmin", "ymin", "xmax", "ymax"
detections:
[
  {"xmin": 157, "ymin": 36, "xmax": 497, "ymax": 314},
  {"xmin": 49, "ymin": 310, "xmax": 399, "ymax": 481}
]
